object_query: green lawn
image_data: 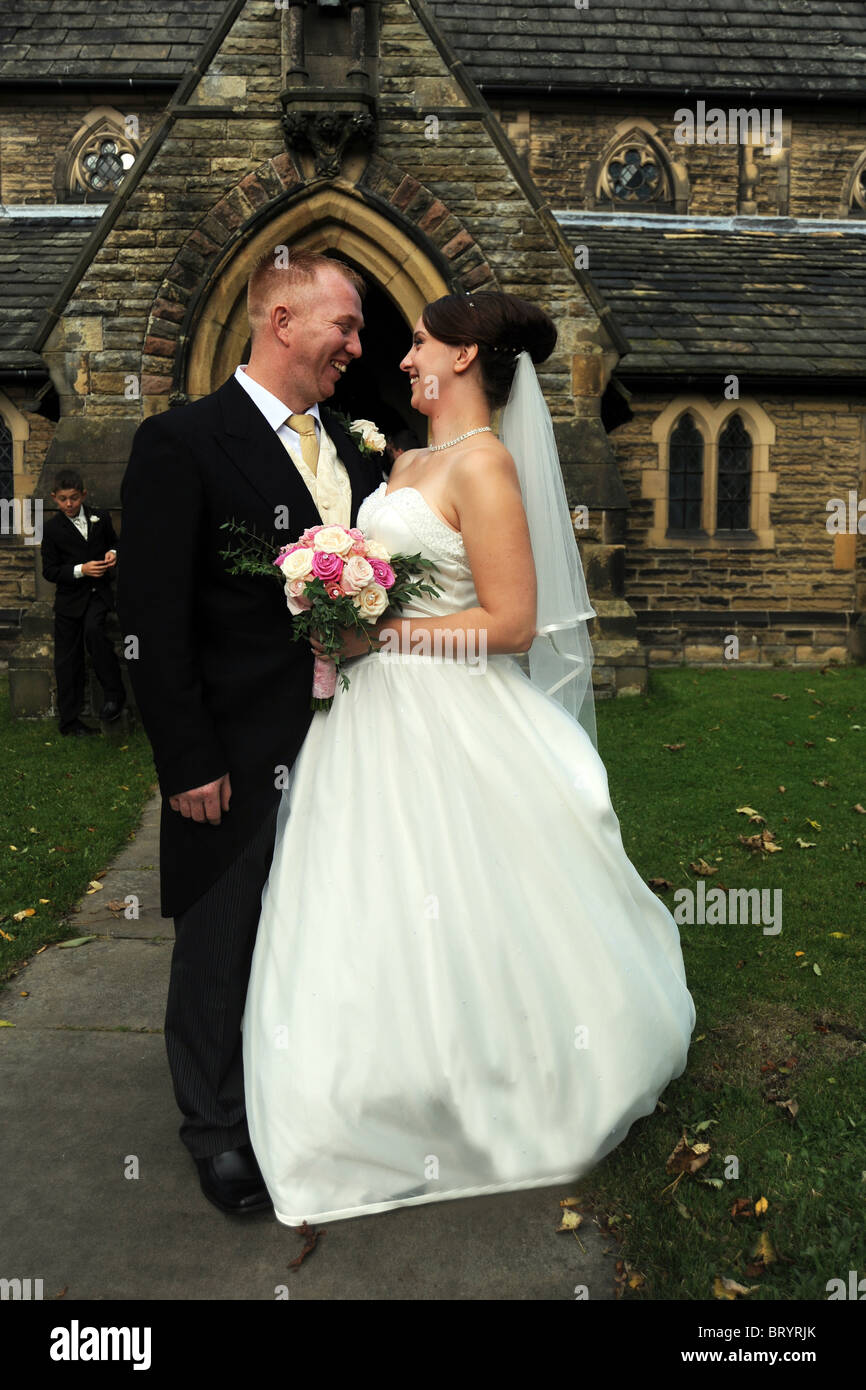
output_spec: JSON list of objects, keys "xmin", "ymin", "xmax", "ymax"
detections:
[
  {"xmin": 1, "ymin": 660, "xmax": 863, "ymax": 1300},
  {"xmin": 585, "ymin": 662, "xmax": 865, "ymax": 1301},
  {"xmin": 0, "ymin": 672, "xmax": 157, "ymax": 979}
]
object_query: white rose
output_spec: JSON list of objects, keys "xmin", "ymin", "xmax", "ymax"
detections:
[
  {"xmin": 341, "ymin": 554, "xmax": 374, "ymax": 594},
  {"xmin": 314, "ymin": 525, "xmax": 354, "ymax": 555},
  {"xmin": 281, "ymin": 547, "xmax": 314, "ymax": 580},
  {"xmin": 352, "ymin": 419, "xmax": 387, "ymax": 453},
  {"xmin": 354, "ymin": 582, "xmax": 389, "ymax": 619},
  {"xmin": 364, "ymin": 539, "xmax": 391, "ymax": 561}
]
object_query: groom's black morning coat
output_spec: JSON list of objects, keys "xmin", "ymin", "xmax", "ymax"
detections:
[{"xmin": 117, "ymin": 375, "xmax": 382, "ymax": 918}]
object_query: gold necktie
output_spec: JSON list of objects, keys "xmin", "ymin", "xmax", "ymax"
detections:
[{"xmin": 288, "ymin": 413, "xmax": 319, "ymax": 478}]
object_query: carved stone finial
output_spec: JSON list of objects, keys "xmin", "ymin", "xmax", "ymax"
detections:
[{"xmin": 281, "ymin": 109, "xmax": 375, "ymax": 177}]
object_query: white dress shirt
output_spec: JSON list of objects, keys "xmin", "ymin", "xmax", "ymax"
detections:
[
  {"xmin": 69, "ymin": 509, "xmax": 116, "ymax": 580},
  {"xmin": 233, "ymin": 365, "xmax": 352, "ymax": 528}
]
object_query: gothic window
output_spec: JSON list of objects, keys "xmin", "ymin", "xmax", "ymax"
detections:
[
  {"xmin": 0, "ymin": 417, "xmax": 13, "ymax": 504},
  {"xmin": 716, "ymin": 413, "xmax": 752, "ymax": 530},
  {"xmin": 605, "ymin": 145, "xmax": 663, "ymax": 204},
  {"xmin": 60, "ymin": 108, "xmax": 139, "ymax": 202},
  {"xmin": 847, "ymin": 150, "xmax": 866, "ymax": 218},
  {"xmin": 668, "ymin": 413, "xmax": 704, "ymax": 530},
  {"xmin": 649, "ymin": 398, "xmax": 775, "ymax": 548},
  {"xmin": 588, "ymin": 122, "xmax": 687, "ymax": 213}
]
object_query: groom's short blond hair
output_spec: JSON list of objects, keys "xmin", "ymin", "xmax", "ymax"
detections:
[{"xmin": 246, "ymin": 249, "xmax": 366, "ymax": 339}]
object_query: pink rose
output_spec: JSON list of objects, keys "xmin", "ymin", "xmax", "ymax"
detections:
[
  {"xmin": 285, "ymin": 578, "xmax": 312, "ymax": 614},
  {"xmin": 350, "ymin": 540, "xmax": 368, "ymax": 556},
  {"xmin": 348, "ymin": 528, "xmax": 365, "ymax": 540},
  {"xmin": 325, "ymin": 581, "xmax": 344, "ymax": 600},
  {"xmin": 368, "ymin": 558, "xmax": 396, "ymax": 589},
  {"xmin": 311, "ymin": 551, "xmax": 343, "ymax": 582},
  {"xmin": 300, "ymin": 524, "xmax": 324, "ymax": 545}
]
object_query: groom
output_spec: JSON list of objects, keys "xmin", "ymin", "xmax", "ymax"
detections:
[{"xmin": 117, "ymin": 251, "xmax": 382, "ymax": 1213}]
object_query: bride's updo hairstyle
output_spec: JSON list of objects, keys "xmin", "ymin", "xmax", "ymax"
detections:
[{"xmin": 421, "ymin": 291, "xmax": 557, "ymax": 409}]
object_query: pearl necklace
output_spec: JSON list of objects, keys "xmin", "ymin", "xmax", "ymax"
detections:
[{"xmin": 428, "ymin": 426, "xmax": 493, "ymax": 452}]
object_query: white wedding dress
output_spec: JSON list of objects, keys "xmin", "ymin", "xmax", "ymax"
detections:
[{"xmin": 243, "ymin": 480, "xmax": 696, "ymax": 1226}]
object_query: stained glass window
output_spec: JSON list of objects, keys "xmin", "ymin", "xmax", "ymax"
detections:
[
  {"xmin": 606, "ymin": 147, "xmax": 660, "ymax": 202},
  {"xmin": 717, "ymin": 414, "xmax": 752, "ymax": 530},
  {"xmin": 668, "ymin": 413, "xmax": 703, "ymax": 530}
]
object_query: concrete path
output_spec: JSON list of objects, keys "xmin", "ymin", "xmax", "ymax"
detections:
[{"xmin": 0, "ymin": 791, "xmax": 619, "ymax": 1301}]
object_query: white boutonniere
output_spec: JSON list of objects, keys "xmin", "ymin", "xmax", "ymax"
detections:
[
  {"xmin": 89, "ymin": 514, "xmax": 100, "ymax": 522},
  {"xmin": 332, "ymin": 411, "xmax": 387, "ymax": 457}
]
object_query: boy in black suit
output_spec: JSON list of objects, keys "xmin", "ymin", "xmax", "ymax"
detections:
[{"xmin": 41, "ymin": 469, "xmax": 126, "ymax": 736}]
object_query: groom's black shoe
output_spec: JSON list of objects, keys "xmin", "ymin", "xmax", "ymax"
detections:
[{"xmin": 194, "ymin": 1144, "xmax": 272, "ymax": 1215}]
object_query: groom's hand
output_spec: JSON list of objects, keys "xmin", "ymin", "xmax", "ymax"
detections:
[{"xmin": 169, "ymin": 772, "xmax": 232, "ymax": 825}]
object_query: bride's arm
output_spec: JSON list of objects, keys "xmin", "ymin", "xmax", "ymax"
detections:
[{"xmin": 372, "ymin": 445, "xmax": 537, "ymax": 656}]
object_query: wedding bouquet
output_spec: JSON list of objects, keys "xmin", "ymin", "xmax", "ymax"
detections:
[{"xmin": 220, "ymin": 518, "xmax": 441, "ymax": 710}]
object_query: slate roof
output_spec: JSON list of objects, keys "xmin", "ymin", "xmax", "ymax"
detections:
[
  {"xmin": 557, "ymin": 215, "xmax": 866, "ymax": 380},
  {"xmin": 0, "ymin": 0, "xmax": 227, "ymax": 82},
  {"xmin": 0, "ymin": 215, "xmax": 96, "ymax": 369},
  {"xmin": 430, "ymin": 0, "xmax": 866, "ymax": 96}
]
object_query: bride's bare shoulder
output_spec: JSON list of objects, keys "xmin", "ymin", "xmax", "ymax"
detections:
[
  {"xmin": 387, "ymin": 447, "xmax": 423, "ymax": 484},
  {"xmin": 452, "ymin": 437, "xmax": 520, "ymax": 495}
]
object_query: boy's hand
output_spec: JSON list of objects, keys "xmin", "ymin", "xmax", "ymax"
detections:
[
  {"xmin": 104, "ymin": 550, "xmax": 117, "ymax": 568},
  {"xmin": 81, "ymin": 559, "xmax": 111, "ymax": 577}
]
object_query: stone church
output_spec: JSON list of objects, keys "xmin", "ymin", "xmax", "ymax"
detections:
[{"xmin": 1, "ymin": 0, "xmax": 864, "ymax": 718}]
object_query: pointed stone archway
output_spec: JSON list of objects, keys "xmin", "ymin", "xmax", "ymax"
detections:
[{"xmin": 184, "ymin": 183, "xmax": 450, "ymax": 402}]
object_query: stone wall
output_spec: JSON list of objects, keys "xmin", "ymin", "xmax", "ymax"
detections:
[
  {"xmin": 493, "ymin": 96, "xmax": 866, "ymax": 219},
  {"xmin": 0, "ymin": 96, "xmax": 162, "ymax": 204},
  {"xmin": 610, "ymin": 391, "xmax": 865, "ymax": 665}
]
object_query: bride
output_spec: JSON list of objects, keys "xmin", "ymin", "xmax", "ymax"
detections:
[{"xmin": 242, "ymin": 291, "xmax": 696, "ymax": 1226}]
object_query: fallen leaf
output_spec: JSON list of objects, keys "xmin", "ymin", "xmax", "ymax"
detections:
[
  {"xmin": 731, "ymin": 1198, "xmax": 753, "ymax": 1219},
  {"xmin": 11, "ymin": 908, "xmax": 35, "ymax": 921},
  {"xmin": 107, "ymin": 900, "xmax": 127, "ymax": 913},
  {"xmin": 666, "ymin": 1132, "xmax": 711, "ymax": 1175},
  {"xmin": 771, "ymin": 693, "xmax": 790, "ymax": 701},
  {"xmin": 663, "ymin": 742, "xmax": 686, "ymax": 751},
  {"xmin": 58, "ymin": 935, "xmax": 98, "ymax": 949},
  {"xmin": 0, "ymin": 1021, "xmax": 14, "ymax": 1028},
  {"xmin": 557, "ymin": 1208, "xmax": 583, "ymax": 1232},
  {"xmin": 85, "ymin": 880, "xmax": 104, "ymax": 894},
  {"xmin": 813, "ymin": 962, "xmax": 822, "ymax": 976},
  {"xmin": 855, "ymin": 804, "xmax": 866, "ymax": 815},
  {"xmin": 690, "ymin": 858, "xmax": 718, "ymax": 876},
  {"xmin": 714, "ymin": 1275, "xmax": 757, "ymax": 1299},
  {"xmin": 736, "ymin": 806, "xmax": 766, "ymax": 823},
  {"xmin": 648, "ymin": 876, "xmax": 673, "ymax": 891},
  {"xmin": 754, "ymin": 1196, "xmax": 769, "ymax": 1216},
  {"xmin": 0, "ymin": 928, "xmax": 14, "ymax": 942},
  {"xmin": 776, "ymin": 1098, "xmax": 799, "ymax": 1120},
  {"xmin": 739, "ymin": 829, "xmax": 782, "ymax": 854},
  {"xmin": 287, "ymin": 1220, "xmax": 323, "ymax": 1270},
  {"xmin": 795, "ymin": 838, "xmax": 817, "ymax": 848},
  {"xmin": 829, "ymin": 932, "xmax": 848, "ymax": 939}
]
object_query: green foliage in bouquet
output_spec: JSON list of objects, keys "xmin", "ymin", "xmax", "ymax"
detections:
[{"xmin": 219, "ymin": 518, "xmax": 443, "ymax": 707}]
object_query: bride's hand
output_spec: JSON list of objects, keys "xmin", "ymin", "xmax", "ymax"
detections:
[{"xmin": 309, "ymin": 624, "xmax": 378, "ymax": 660}]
